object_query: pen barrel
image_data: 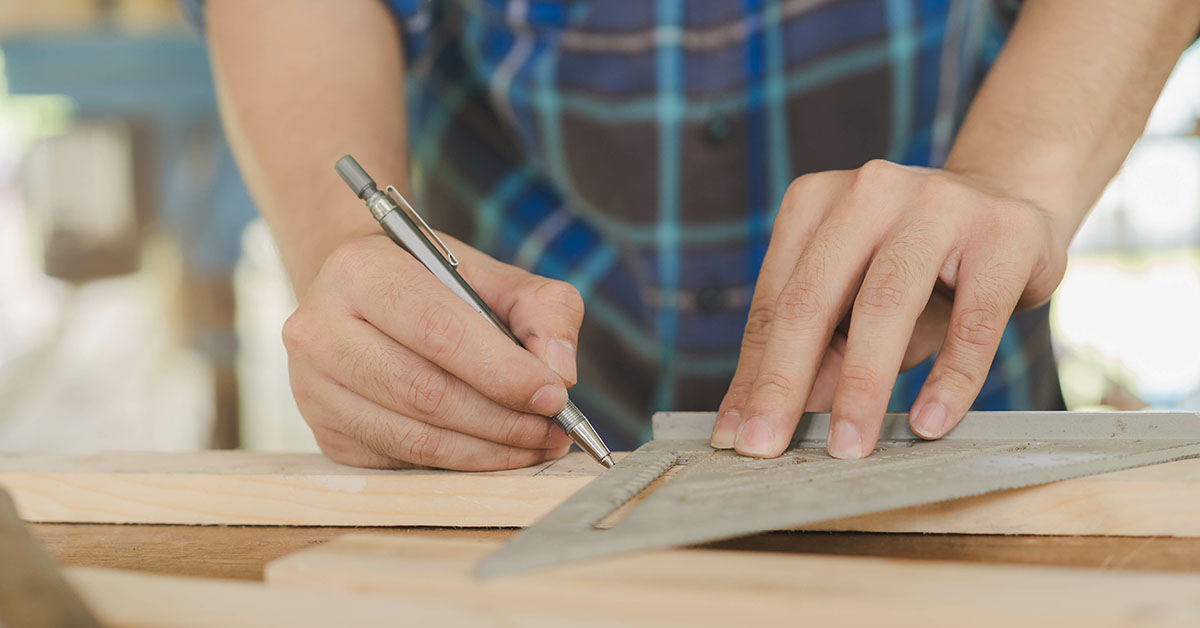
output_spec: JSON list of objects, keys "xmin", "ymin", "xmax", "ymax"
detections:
[
  {"xmin": 334, "ymin": 155, "xmax": 377, "ymax": 199},
  {"xmin": 376, "ymin": 209, "xmax": 519, "ymax": 344},
  {"xmin": 552, "ymin": 400, "xmax": 587, "ymax": 433}
]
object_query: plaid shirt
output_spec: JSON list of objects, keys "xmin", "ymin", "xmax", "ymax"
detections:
[
  {"xmin": 387, "ymin": 0, "xmax": 1063, "ymax": 449},
  {"xmin": 190, "ymin": 0, "xmax": 1064, "ymax": 450}
]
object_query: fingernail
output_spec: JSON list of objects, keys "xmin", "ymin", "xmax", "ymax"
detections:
[
  {"xmin": 912, "ymin": 402, "xmax": 948, "ymax": 439},
  {"xmin": 530, "ymin": 385, "xmax": 567, "ymax": 416},
  {"xmin": 546, "ymin": 339, "xmax": 577, "ymax": 385},
  {"xmin": 734, "ymin": 416, "xmax": 775, "ymax": 458},
  {"xmin": 828, "ymin": 421, "xmax": 864, "ymax": 459},
  {"xmin": 710, "ymin": 409, "xmax": 740, "ymax": 449}
]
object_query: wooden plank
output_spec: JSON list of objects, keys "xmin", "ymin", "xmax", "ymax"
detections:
[
  {"xmin": 265, "ymin": 534, "xmax": 1200, "ymax": 627},
  {"xmin": 66, "ymin": 567, "xmax": 500, "ymax": 628},
  {"xmin": 32, "ymin": 524, "xmax": 1200, "ymax": 580},
  {"xmin": 812, "ymin": 456, "xmax": 1200, "ymax": 536},
  {"xmin": 0, "ymin": 488, "xmax": 103, "ymax": 628},
  {"xmin": 0, "ymin": 451, "xmax": 603, "ymax": 526},
  {"xmin": 33, "ymin": 524, "xmax": 514, "ymax": 581},
  {"xmin": 4, "ymin": 450, "xmax": 1200, "ymax": 535}
]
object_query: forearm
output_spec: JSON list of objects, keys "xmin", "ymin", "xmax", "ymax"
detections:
[
  {"xmin": 945, "ymin": 0, "xmax": 1200, "ymax": 242},
  {"xmin": 207, "ymin": 0, "xmax": 409, "ymax": 296}
]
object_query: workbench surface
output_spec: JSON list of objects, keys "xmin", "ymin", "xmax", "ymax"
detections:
[{"xmin": 31, "ymin": 524, "xmax": 1200, "ymax": 581}]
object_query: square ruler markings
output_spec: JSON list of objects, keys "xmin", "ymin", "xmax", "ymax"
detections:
[{"xmin": 479, "ymin": 411, "xmax": 1200, "ymax": 577}]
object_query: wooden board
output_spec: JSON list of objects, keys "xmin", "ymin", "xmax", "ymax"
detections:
[
  {"xmin": 66, "ymin": 567, "xmax": 497, "ymax": 628},
  {"xmin": 264, "ymin": 534, "xmax": 1200, "ymax": 627},
  {"xmin": 5, "ymin": 450, "xmax": 1200, "ymax": 535},
  {"xmin": 813, "ymin": 456, "xmax": 1200, "ymax": 535},
  {"xmin": 0, "ymin": 450, "xmax": 603, "ymax": 526},
  {"xmin": 32, "ymin": 524, "xmax": 1200, "ymax": 580}
]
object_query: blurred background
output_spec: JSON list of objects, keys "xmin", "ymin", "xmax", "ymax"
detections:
[
  {"xmin": 1, "ymin": 2, "xmax": 1199, "ymax": 453},
  {"xmin": 0, "ymin": 1, "xmax": 309, "ymax": 452}
]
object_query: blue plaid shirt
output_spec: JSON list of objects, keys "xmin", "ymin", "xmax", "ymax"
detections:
[
  {"xmin": 189, "ymin": 0, "xmax": 1063, "ymax": 450},
  {"xmin": 386, "ymin": 0, "xmax": 1063, "ymax": 449}
]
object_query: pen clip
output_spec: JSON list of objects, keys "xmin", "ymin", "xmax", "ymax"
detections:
[{"xmin": 386, "ymin": 185, "xmax": 459, "ymax": 268}]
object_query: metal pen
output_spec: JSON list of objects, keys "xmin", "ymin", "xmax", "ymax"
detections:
[{"xmin": 334, "ymin": 155, "xmax": 614, "ymax": 469}]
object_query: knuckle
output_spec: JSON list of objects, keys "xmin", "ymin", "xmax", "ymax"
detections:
[
  {"xmin": 782, "ymin": 173, "xmax": 819, "ymax": 205},
  {"xmin": 838, "ymin": 363, "xmax": 881, "ymax": 396},
  {"xmin": 470, "ymin": 358, "xmax": 541, "ymax": 410},
  {"xmin": 281, "ymin": 311, "xmax": 317, "ymax": 354},
  {"xmin": 1045, "ymin": 236, "xmax": 1068, "ymax": 275},
  {"xmin": 289, "ymin": 376, "xmax": 317, "ymax": 408},
  {"xmin": 315, "ymin": 441, "xmax": 362, "ymax": 468},
  {"xmin": 502, "ymin": 447, "xmax": 542, "ymax": 471},
  {"xmin": 535, "ymin": 279, "xmax": 585, "ymax": 316},
  {"xmin": 333, "ymin": 340, "xmax": 403, "ymax": 409},
  {"xmin": 855, "ymin": 159, "xmax": 898, "ymax": 186},
  {"xmin": 970, "ymin": 269, "xmax": 1016, "ymax": 313},
  {"xmin": 405, "ymin": 423, "xmax": 449, "ymax": 467},
  {"xmin": 933, "ymin": 356, "xmax": 980, "ymax": 393},
  {"xmin": 774, "ymin": 281, "xmax": 825, "ymax": 323},
  {"xmin": 296, "ymin": 398, "xmax": 327, "ymax": 433},
  {"xmin": 415, "ymin": 302, "xmax": 466, "ymax": 363},
  {"xmin": 312, "ymin": 427, "xmax": 378, "ymax": 468},
  {"xmin": 323, "ymin": 240, "xmax": 371, "ymax": 281},
  {"xmin": 501, "ymin": 447, "xmax": 521, "ymax": 471},
  {"xmin": 857, "ymin": 271, "xmax": 907, "ymax": 313},
  {"xmin": 949, "ymin": 307, "xmax": 1003, "ymax": 351},
  {"xmin": 742, "ymin": 304, "xmax": 774, "ymax": 346},
  {"xmin": 753, "ymin": 370, "xmax": 796, "ymax": 401},
  {"xmin": 337, "ymin": 410, "xmax": 402, "ymax": 464},
  {"xmin": 339, "ymin": 409, "xmax": 377, "ymax": 447},
  {"xmin": 497, "ymin": 411, "xmax": 542, "ymax": 447},
  {"xmin": 405, "ymin": 364, "xmax": 454, "ymax": 418},
  {"xmin": 498, "ymin": 411, "xmax": 523, "ymax": 445}
]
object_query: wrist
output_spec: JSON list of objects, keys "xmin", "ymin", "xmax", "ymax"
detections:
[
  {"xmin": 943, "ymin": 143, "xmax": 1090, "ymax": 249},
  {"xmin": 267, "ymin": 194, "xmax": 382, "ymax": 298}
]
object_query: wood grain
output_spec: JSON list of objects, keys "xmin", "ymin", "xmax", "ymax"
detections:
[
  {"xmin": 32, "ymin": 524, "xmax": 512, "ymax": 581},
  {"xmin": 809, "ymin": 453, "xmax": 1200, "ymax": 535},
  {"xmin": 0, "ymin": 450, "xmax": 604, "ymax": 526},
  {"xmin": 265, "ymin": 534, "xmax": 1200, "ymax": 627},
  {"xmin": 5, "ymin": 451, "xmax": 1200, "ymax": 535},
  {"xmin": 30, "ymin": 524, "xmax": 1200, "ymax": 580},
  {"xmin": 66, "ymin": 567, "xmax": 494, "ymax": 628}
]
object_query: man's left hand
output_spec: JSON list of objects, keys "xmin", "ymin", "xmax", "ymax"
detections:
[{"xmin": 710, "ymin": 160, "xmax": 1068, "ymax": 459}]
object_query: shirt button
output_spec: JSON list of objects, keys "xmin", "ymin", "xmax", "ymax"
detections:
[
  {"xmin": 703, "ymin": 116, "xmax": 732, "ymax": 146},
  {"xmin": 697, "ymin": 285, "xmax": 724, "ymax": 313}
]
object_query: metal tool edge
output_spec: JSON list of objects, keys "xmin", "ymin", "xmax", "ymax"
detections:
[{"xmin": 652, "ymin": 411, "xmax": 1200, "ymax": 441}]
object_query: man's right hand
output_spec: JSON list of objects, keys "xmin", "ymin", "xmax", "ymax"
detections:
[{"xmin": 282, "ymin": 233, "xmax": 582, "ymax": 470}]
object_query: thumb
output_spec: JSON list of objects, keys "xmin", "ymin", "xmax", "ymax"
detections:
[{"xmin": 447, "ymin": 236, "xmax": 583, "ymax": 386}]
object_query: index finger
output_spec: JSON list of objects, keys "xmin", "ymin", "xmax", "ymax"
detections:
[
  {"xmin": 712, "ymin": 175, "xmax": 843, "ymax": 447},
  {"xmin": 734, "ymin": 221, "xmax": 874, "ymax": 458}
]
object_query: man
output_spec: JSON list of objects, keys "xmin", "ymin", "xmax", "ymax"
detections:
[{"xmin": 197, "ymin": 0, "xmax": 1199, "ymax": 469}]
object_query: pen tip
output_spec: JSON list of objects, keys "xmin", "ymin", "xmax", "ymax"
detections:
[{"xmin": 600, "ymin": 455, "xmax": 614, "ymax": 469}]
